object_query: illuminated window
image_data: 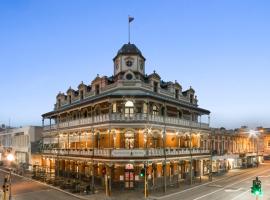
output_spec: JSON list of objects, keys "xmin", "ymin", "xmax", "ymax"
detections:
[{"xmin": 113, "ymin": 103, "xmax": 117, "ymax": 113}]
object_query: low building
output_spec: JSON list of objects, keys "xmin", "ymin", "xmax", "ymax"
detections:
[{"xmin": 0, "ymin": 126, "xmax": 43, "ymax": 170}]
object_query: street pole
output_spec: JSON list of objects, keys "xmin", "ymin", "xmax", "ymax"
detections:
[
  {"xmin": 9, "ymin": 168, "xmax": 11, "ymax": 200},
  {"xmin": 209, "ymin": 129, "xmax": 213, "ymax": 181},
  {"xmin": 144, "ymin": 163, "xmax": 148, "ymax": 198}
]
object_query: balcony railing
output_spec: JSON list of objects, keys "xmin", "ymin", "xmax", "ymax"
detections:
[
  {"xmin": 44, "ymin": 113, "xmax": 209, "ymax": 131},
  {"xmin": 42, "ymin": 148, "xmax": 210, "ymax": 157}
]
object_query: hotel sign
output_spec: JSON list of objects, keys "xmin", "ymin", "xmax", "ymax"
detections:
[{"xmin": 111, "ymin": 149, "xmax": 146, "ymax": 157}]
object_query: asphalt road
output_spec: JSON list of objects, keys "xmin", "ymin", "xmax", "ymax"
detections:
[
  {"xmin": 0, "ymin": 170, "xmax": 81, "ymax": 200},
  {"xmin": 1, "ymin": 164, "xmax": 270, "ymax": 200},
  {"xmin": 156, "ymin": 162, "xmax": 270, "ymax": 200}
]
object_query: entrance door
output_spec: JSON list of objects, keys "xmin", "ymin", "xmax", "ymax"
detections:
[
  {"xmin": 125, "ymin": 170, "xmax": 134, "ymax": 189},
  {"xmin": 124, "ymin": 164, "xmax": 134, "ymax": 189}
]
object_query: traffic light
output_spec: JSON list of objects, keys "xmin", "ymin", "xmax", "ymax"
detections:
[
  {"xmin": 251, "ymin": 177, "xmax": 262, "ymax": 196},
  {"xmin": 140, "ymin": 168, "xmax": 145, "ymax": 177}
]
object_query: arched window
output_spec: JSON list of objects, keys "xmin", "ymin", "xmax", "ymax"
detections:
[
  {"xmin": 125, "ymin": 131, "xmax": 134, "ymax": 149},
  {"xmin": 152, "ymin": 105, "xmax": 159, "ymax": 116},
  {"xmin": 125, "ymin": 101, "xmax": 134, "ymax": 118}
]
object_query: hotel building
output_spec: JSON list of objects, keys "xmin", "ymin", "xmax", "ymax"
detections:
[{"xmin": 40, "ymin": 43, "xmax": 211, "ymax": 194}]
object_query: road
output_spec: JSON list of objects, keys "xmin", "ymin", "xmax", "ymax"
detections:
[
  {"xmin": 155, "ymin": 162, "xmax": 270, "ymax": 200},
  {"xmin": 1, "ymin": 164, "xmax": 270, "ymax": 200},
  {"xmin": 0, "ymin": 170, "xmax": 81, "ymax": 200}
]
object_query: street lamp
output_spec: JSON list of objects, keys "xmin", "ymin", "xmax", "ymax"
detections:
[{"xmin": 7, "ymin": 153, "xmax": 14, "ymax": 200}]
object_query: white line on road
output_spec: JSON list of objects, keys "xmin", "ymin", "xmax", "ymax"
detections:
[
  {"xmin": 230, "ymin": 190, "xmax": 249, "ymax": 200},
  {"xmin": 192, "ymin": 168, "xmax": 270, "ymax": 200}
]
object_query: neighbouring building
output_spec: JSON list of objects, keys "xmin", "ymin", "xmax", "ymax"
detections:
[
  {"xmin": 210, "ymin": 126, "xmax": 265, "ymax": 174},
  {"xmin": 0, "ymin": 126, "xmax": 43, "ymax": 170},
  {"xmin": 40, "ymin": 42, "xmax": 211, "ymax": 194}
]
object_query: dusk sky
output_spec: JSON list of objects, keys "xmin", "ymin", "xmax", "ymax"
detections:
[{"xmin": 0, "ymin": 0, "xmax": 269, "ymax": 129}]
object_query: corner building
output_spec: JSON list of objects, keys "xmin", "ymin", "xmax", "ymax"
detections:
[{"xmin": 41, "ymin": 43, "xmax": 211, "ymax": 193}]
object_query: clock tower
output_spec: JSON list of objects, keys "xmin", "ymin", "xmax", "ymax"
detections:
[{"xmin": 113, "ymin": 43, "xmax": 146, "ymax": 80}]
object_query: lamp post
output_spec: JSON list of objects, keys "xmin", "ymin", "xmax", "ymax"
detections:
[{"xmin": 7, "ymin": 153, "xmax": 15, "ymax": 200}]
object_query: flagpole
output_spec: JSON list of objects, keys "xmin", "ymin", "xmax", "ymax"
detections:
[{"xmin": 128, "ymin": 16, "xmax": 130, "ymax": 43}]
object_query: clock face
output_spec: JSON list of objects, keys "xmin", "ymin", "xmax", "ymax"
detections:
[{"xmin": 126, "ymin": 60, "xmax": 133, "ymax": 67}]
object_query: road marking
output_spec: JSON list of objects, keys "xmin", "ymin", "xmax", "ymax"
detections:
[
  {"xmin": 224, "ymin": 187, "xmax": 243, "ymax": 192},
  {"xmin": 208, "ymin": 184, "xmax": 223, "ymax": 188},
  {"xmin": 192, "ymin": 168, "xmax": 270, "ymax": 200},
  {"xmin": 150, "ymin": 167, "xmax": 267, "ymax": 200},
  {"xmin": 230, "ymin": 190, "xmax": 249, "ymax": 200}
]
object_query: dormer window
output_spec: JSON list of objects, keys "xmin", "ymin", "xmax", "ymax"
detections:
[
  {"xmin": 175, "ymin": 89, "xmax": 179, "ymax": 99},
  {"xmin": 68, "ymin": 95, "xmax": 71, "ymax": 104},
  {"xmin": 58, "ymin": 99, "xmax": 61, "ymax": 108},
  {"xmin": 80, "ymin": 90, "xmax": 84, "ymax": 100},
  {"xmin": 190, "ymin": 94, "xmax": 194, "ymax": 103},
  {"xmin": 153, "ymin": 82, "xmax": 158, "ymax": 93},
  {"xmin": 95, "ymin": 84, "xmax": 100, "ymax": 95}
]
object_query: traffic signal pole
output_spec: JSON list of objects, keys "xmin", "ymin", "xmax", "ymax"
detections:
[{"xmin": 144, "ymin": 164, "xmax": 148, "ymax": 198}]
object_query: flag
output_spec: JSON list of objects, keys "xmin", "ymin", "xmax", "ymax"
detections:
[{"xmin": 129, "ymin": 16, "xmax": 134, "ymax": 23}]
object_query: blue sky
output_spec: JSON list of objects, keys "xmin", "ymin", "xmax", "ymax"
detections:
[{"xmin": 0, "ymin": 0, "xmax": 269, "ymax": 129}]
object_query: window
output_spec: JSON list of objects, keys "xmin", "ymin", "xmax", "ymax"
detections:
[
  {"xmin": 143, "ymin": 103, "xmax": 147, "ymax": 114},
  {"xmin": 80, "ymin": 90, "xmax": 84, "ymax": 100},
  {"xmin": 153, "ymin": 82, "xmax": 158, "ymax": 93},
  {"xmin": 175, "ymin": 89, "xmax": 179, "ymax": 99},
  {"xmin": 58, "ymin": 99, "xmax": 61, "ymax": 108},
  {"xmin": 125, "ymin": 101, "xmax": 134, "ymax": 118},
  {"xmin": 68, "ymin": 95, "xmax": 71, "ymax": 104},
  {"xmin": 190, "ymin": 94, "xmax": 193, "ymax": 103},
  {"xmin": 152, "ymin": 105, "xmax": 159, "ymax": 116},
  {"xmin": 126, "ymin": 74, "xmax": 133, "ymax": 80},
  {"xmin": 113, "ymin": 103, "xmax": 117, "ymax": 113},
  {"xmin": 95, "ymin": 85, "xmax": 100, "ymax": 95},
  {"xmin": 178, "ymin": 111, "xmax": 182, "ymax": 118},
  {"xmin": 268, "ymin": 140, "xmax": 270, "ymax": 148}
]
